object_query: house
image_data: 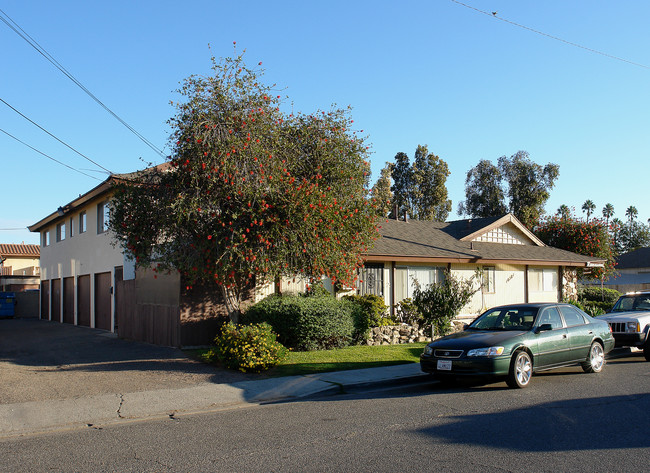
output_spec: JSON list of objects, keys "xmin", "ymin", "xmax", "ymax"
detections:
[
  {"xmin": 0, "ymin": 243, "xmax": 41, "ymax": 317},
  {"xmin": 29, "ymin": 164, "xmax": 604, "ymax": 346},
  {"xmin": 357, "ymin": 214, "xmax": 605, "ymax": 321},
  {"xmin": 0, "ymin": 243, "xmax": 40, "ymax": 287},
  {"xmin": 28, "ymin": 164, "xmax": 226, "ymax": 346},
  {"xmin": 591, "ymin": 247, "xmax": 650, "ymax": 293}
]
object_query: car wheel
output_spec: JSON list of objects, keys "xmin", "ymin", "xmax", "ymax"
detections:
[
  {"xmin": 506, "ymin": 350, "xmax": 532, "ymax": 389},
  {"xmin": 582, "ymin": 342, "xmax": 605, "ymax": 373},
  {"xmin": 644, "ymin": 343, "xmax": 650, "ymax": 362}
]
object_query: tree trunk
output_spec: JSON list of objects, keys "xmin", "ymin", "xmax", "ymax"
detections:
[{"xmin": 220, "ymin": 285, "xmax": 242, "ymax": 324}]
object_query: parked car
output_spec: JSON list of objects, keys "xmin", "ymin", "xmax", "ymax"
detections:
[
  {"xmin": 420, "ymin": 303, "xmax": 615, "ymax": 388},
  {"xmin": 597, "ymin": 291, "xmax": 650, "ymax": 361}
]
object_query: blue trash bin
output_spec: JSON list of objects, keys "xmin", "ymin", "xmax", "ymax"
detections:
[{"xmin": 0, "ymin": 292, "xmax": 16, "ymax": 318}]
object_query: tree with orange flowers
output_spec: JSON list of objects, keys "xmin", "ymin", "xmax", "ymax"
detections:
[
  {"xmin": 109, "ymin": 51, "xmax": 379, "ymax": 320},
  {"xmin": 534, "ymin": 215, "xmax": 616, "ymax": 280}
]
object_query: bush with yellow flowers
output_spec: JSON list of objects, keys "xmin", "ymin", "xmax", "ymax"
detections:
[{"xmin": 207, "ymin": 322, "xmax": 287, "ymax": 373}]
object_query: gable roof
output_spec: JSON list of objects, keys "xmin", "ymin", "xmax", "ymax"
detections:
[
  {"xmin": 0, "ymin": 243, "xmax": 40, "ymax": 258},
  {"xmin": 365, "ymin": 214, "xmax": 603, "ymax": 268},
  {"xmin": 28, "ymin": 163, "xmax": 170, "ymax": 233},
  {"xmin": 616, "ymin": 247, "xmax": 650, "ymax": 269}
]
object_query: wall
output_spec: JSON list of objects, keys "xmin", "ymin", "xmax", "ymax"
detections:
[{"xmin": 39, "ymin": 200, "xmax": 125, "ymax": 281}]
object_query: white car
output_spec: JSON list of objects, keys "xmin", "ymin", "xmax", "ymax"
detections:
[{"xmin": 598, "ymin": 292, "xmax": 650, "ymax": 361}]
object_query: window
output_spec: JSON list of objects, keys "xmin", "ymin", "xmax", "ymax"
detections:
[
  {"xmin": 97, "ymin": 202, "xmax": 110, "ymax": 233},
  {"xmin": 42, "ymin": 230, "xmax": 50, "ymax": 247},
  {"xmin": 395, "ymin": 266, "xmax": 445, "ymax": 302},
  {"xmin": 69, "ymin": 217, "xmax": 74, "ymax": 238},
  {"xmin": 558, "ymin": 305, "xmax": 586, "ymax": 326},
  {"xmin": 537, "ymin": 307, "xmax": 563, "ymax": 330},
  {"xmin": 529, "ymin": 268, "xmax": 558, "ymax": 292},
  {"xmin": 79, "ymin": 211, "xmax": 87, "ymax": 233},
  {"xmin": 482, "ymin": 266, "xmax": 495, "ymax": 293},
  {"xmin": 56, "ymin": 222, "xmax": 66, "ymax": 242}
]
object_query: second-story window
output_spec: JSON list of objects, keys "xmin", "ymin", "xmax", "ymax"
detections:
[
  {"xmin": 97, "ymin": 201, "xmax": 110, "ymax": 233},
  {"xmin": 79, "ymin": 211, "xmax": 87, "ymax": 233},
  {"xmin": 56, "ymin": 222, "xmax": 66, "ymax": 242}
]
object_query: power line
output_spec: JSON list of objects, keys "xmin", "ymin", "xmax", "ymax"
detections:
[
  {"xmin": 0, "ymin": 127, "xmax": 103, "ymax": 181},
  {"xmin": 0, "ymin": 97, "xmax": 113, "ymax": 174},
  {"xmin": 449, "ymin": 0, "xmax": 650, "ymax": 70},
  {"xmin": 0, "ymin": 8, "xmax": 167, "ymax": 158}
]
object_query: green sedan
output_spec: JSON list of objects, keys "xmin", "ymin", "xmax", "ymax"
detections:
[{"xmin": 420, "ymin": 303, "xmax": 615, "ymax": 388}]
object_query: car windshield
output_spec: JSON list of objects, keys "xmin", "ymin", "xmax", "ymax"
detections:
[
  {"xmin": 611, "ymin": 295, "xmax": 650, "ymax": 312},
  {"xmin": 468, "ymin": 307, "xmax": 538, "ymax": 331}
]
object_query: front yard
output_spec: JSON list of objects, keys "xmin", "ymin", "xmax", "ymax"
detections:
[{"xmin": 188, "ymin": 342, "xmax": 427, "ymax": 378}]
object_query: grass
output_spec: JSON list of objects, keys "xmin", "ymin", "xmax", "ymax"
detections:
[{"xmin": 188, "ymin": 342, "xmax": 427, "ymax": 378}]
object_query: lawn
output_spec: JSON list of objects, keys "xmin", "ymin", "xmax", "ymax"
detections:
[{"xmin": 189, "ymin": 342, "xmax": 427, "ymax": 378}]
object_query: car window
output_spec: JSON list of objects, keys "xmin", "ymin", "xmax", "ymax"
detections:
[
  {"xmin": 536, "ymin": 307, "xmax": 563, "ymax": 329},
  {"xmin": 613, "ymin": 295, "xmax": 650, "ymax": 312},
  {"xmin": 470, "ymin": 308, "xmax": 537, "ymax": 330},
  {"xmin": 558, "ymin": 305, "xmax": 586, "ymax": 326}
]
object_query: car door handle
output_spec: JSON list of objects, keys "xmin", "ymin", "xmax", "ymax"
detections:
[
  {"xmin": 562, "ymin": 334, "xmax": 567, "ymax": 339},
  {"xmin": 588, "ymin": 331, "xmax": 593, "ymax": 335}
]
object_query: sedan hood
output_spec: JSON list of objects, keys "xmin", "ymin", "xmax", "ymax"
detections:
[{"xmin": 430, "ymin": 329, "xmax": 527, "ymax": 349}]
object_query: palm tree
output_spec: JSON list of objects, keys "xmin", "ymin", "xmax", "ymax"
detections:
[
  {"xmin": 625, "ymin": 206, "xmax": 638, "ymax": 222},
  {"xmin": 602, "ymin": 203, "xmax": 614, "ymax": 226},
  {"xmin": 556, "ymin": 204, "xmax": 571, "ymax": 220},
  {"xmin": 582, "ymin": 199, "xmax": 596, "ymax": 222}
]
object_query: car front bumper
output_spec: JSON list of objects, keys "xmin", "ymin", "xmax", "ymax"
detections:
[
  {"xmin": 611, "ymin": 333, "xmax": 646, "ymax": 348},
  {"xmin": 420, "ymin": 355, "xmax": 511, "ymax": 377}
]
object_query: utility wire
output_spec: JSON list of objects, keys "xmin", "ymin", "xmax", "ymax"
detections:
[
  {"xmin": 0, "ymin": 8, "xmax": 167, "ymax": 158},
  {"xmin": 0, "ymin": 97, "xmax": 113, "ymax": 174},
  {"xmin": 449, "ymin": 0, "xmax": 650, "ymax": 70},
  {"xmin": 0, "ymin": 127, "xmax": 102, "ymax": 181}
]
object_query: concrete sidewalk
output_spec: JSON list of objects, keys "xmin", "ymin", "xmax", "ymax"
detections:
[{"xmin": 0, "ymin": 363, "xmax": 428, "ymax": 437}]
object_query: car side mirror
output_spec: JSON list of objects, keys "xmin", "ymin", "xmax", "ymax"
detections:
[{"xmin": 535, "ymin": 323, "xmax": 553, "ymax": 333}]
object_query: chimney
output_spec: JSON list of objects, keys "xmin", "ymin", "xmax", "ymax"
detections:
[
  {"xmin": 393, "ymin": 204, "xmax": 399, "ymax": 220},
  {"xmin": 403, "ymin": 209, "xmax": 408, "ymax": 222}
]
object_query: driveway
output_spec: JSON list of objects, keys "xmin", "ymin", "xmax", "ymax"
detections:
[{"xmin": 0, "ymin": 318, "xmax": 256, "ymax": 405}]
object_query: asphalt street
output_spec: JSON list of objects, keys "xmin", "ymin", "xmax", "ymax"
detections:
[{"xmin": 1, "ymin": 349, "xmax": 649, "ymax": 472}]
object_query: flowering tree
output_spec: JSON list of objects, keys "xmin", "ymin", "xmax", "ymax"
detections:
[
  {"xmin": 534, "ymin": 215, "xmax": 616, "ymax": 280},
  {"xmin": 109, "ymin": 51, "xmax": 379, "ymax": 320}
]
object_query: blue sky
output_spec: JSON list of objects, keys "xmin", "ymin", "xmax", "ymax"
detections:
[{"xmin": 2, "ymin": 0, "xmax": 649, "ymax": 245}]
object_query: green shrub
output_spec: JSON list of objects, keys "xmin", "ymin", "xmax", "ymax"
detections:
[
  {"xmin": 394, "ymin": 298, "xmax": 423, "ymax": 326},
  {"xmin": 579, "ymin": 286, "xmax": 621, "ymax": 304},
  {"xmin": 342, "ymin": 293, "xmax": 392, "ymax": 332},
  {"xmin": 242, "ymin": 294, "xmax": 356, "ymax": 351},
  {"xmin": 205, "ymin": 322, "xmax": 287, "ymax": 373}
]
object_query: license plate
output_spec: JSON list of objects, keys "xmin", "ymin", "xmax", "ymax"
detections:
[{"xmin": 437, "ymin": 360, "xmax": 452, "ymax": 371}]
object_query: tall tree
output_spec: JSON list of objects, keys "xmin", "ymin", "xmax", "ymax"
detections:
[
  {"xmin": 411, "ymin": 145, "xmax": 452, "ymax": 221},
  {"xmin": 390, "ymin": 152, "xmax": 413, "ymax": 219},
  {"xmin": 582, "ymin": 199, "xmax": 596, "ymax": 222},
  {"xmin": 602, "ymin": 203, "xmax": 614, "ymax": 226},
  {"xmin": 557, "ymin": 205, "xmax": 571, "ymax": 220},
  {"xmin": 109, "ymin": 52, "xmax": 378, "ymax": 320},
  {"xmin": 498, "ymin": 151, "xmax": 560, "ymax": 228},
  {"xmin": 371, "ymin": 163, "xmax": 393, "ymax": 218},
  {"xmin": 610, "ymin": 218, "xmax": 624, "ymax": 253},
  {"xmin": 458, "ymin": 159, "xmax": 507, "ymax": 218},
  {"xmin": 625, "ymin": 205, "xmax": 638, "ymax": 222}
]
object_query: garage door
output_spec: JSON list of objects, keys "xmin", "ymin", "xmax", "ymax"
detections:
[
  {"xmin": 40, "ymin": 280, "xmax": 50, "ymax": 320},
  {"xmin": 63, "ymin": 277, "xmax": 74, "ymax": 324},
  {"xmin": 77, "ymin": 275, "xmax": 91, "ymax": 327},
  {"xmin": 94, "ymin": 272, "xmax": 112, "ymax": 331},
  {"xmin": 51, "ymin": 279, "xmax": 61, "ymax": 323}
]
